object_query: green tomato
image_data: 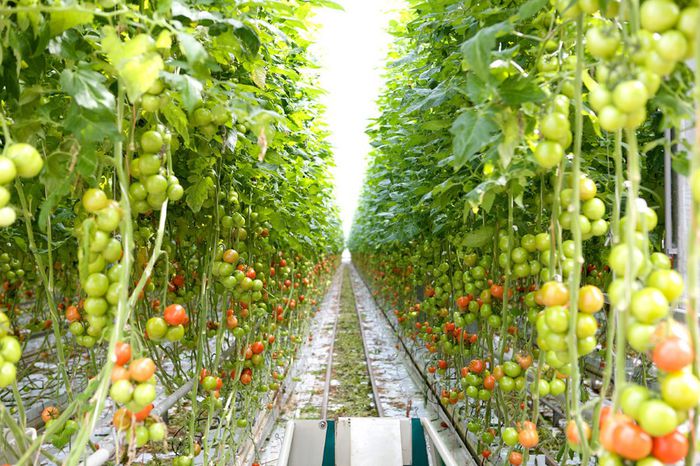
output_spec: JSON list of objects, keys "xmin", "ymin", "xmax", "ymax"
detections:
[
  {"xmin": 110, "ymin": 379, "xmax": 134, "ymax": 404},
  {"xmin": 631, "ymin": 287, "xmax": 669, "ymax": 323},
  {"xmin": 149, "ymin": 422, "xmax": 167, "ymax": 442},
  {"xmin": 140, "ymin": 130, "xmax": 164, "ymax": 153},
  {"xmin": 661, "ymin": 371, "xmax": 700, "ymax": 410},
  {"xmin": 640, "ymin": 0, "xmax": 680, "ymax": 32},
  {"xmin": 549, "ymin": 378, "xmax": 566, "ymax": 396},
  {"xmin": 534, "ymin": 141, "xmax": 564, "ymax": 169},
  {"xmin": 4, "ymin": 143, "xmax": 43, "ymax": 178},
  {"xmin": 134, "ymin": 425, "xmax": 150, "ymax": 447},
  {"xmin": 502, "ymin": 427, "xmax": 518, "ymax": 446},
  {"xmin": 133, "ymin": 383, "xmax": 157, "ymax": 409},
  {"xmin": 0, "ymin": 361, "xmax": 16, "ymax": 387},
  {"xmin": 0, "ymin": 156, "xmax": 17, "ymax": 184},
  {"xmin": 620, "ymin": 384, "xmax": 649, "ymax": 420},
  {"xmin": 637, "ymin": 399, "xmax": 678, "ymax": 437},
  {"xmin": 146, "ymin": 317, "xmax": 168, "ymax": 340},
  {"xmin": 503, "ymin": 361, "xmax": 521, "ymax": 378}
]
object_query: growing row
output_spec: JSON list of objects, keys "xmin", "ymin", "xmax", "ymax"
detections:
[
  {"xmin": 0, "ymin": 0, "xmax": 342, "ymax": 464},
  {"xmin": 351, "ymin": 0, "xmax": 699, "ymax": 465}
]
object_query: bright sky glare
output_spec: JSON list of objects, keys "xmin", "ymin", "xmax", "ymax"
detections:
[{"xmin": 311, "ymin": 0, "xmax": 405, "ymax": 240}]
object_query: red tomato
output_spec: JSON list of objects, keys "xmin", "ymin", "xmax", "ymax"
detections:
[
  {"xmin": 251, "ymin": 341, "xmax": 265, "ymax": 354},
  {"xmin": 469, "ymin": 359, "xmax": 484, "ymax": 374},
  {"xmin": 652, "ymin": 430, "xmax": 688, "ymax": 463},
  {"xmin": 164, "ymin": 304, "xmax": 187, "ymax": 326},
  {"xmin": 490, "ymin": 284, "xmax": 504, "ymax": 299}
]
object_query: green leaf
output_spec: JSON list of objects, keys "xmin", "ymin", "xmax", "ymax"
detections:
[
  {"xmin": 460, "ymin": 22, "xmax": 510, "ymax": 83},
  {"xmin": 516, "ymin": 0, "xmax": 548, "ymax": 20},
  {"xmin": 59, "ymin": 66, "xmax": 115, "ymax": 111},
  {"xmin": 49, "ymin": 9, "xmax": 93, "ymax": 37},
  {"xmin": 498, "ymin": 75, "xmax": 546, "ymax": 106},
  {"xmin": 461, "ymin": 225, "xmax": 496, "ymax": 248},
  {"xmin": 234, "ymin": 24, "xmax": 261, "ymax": 56},
  {"xmin": 450, "ymin": 110, "xmax": 499, "ymax": 170},
  {"xmin": 185, "ymin": 177, "xmax": 214, "ymax": 213},
  {"xmin": 163, "ymin": 73, "xmax": 203, "ymax": 113},
  {"xmin": 101, "ymin": 29, "xmax": 164, "ymax": 100},
  {"xmin": 38, "ymin": 152, "xmax": 74, "ymax": 231},
  {"xmin": 177, "ymin": 32, "xmax": 209, "ymax": 75},
  {"xmin": 162, "ymin": 101, "xmax": 191, "ymax": 146},
  {"xmin": 64, "ymin": 103, "xmax": 119, "ymax": 144}
]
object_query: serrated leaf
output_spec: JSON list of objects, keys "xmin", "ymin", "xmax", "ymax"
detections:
[
  {"xmin": 498, "ymin": 75, "xmax": 546, "ymax": 106},
  {"xmin": 516, "ymin": 0, "xmax": 548, "ymax": 20},
  {"xmin": 49, "ymin": 9, "xmax": 93, "ymax": 37},
  {"xmin": 461, "ymin": 225, "xmax": 496, "ymax": 248},
  {"xmin": 234, "ymin": 24, "xmax": 260, "ymax": 56},
  {"xmin": 162, "ymin": 101, "xmax": 190, "ymax": 146},
  {"xmin": 162, "ymin": 73, "xmax": 203, "ymax": 112},
  {"xmin": 449, "ymin": 110, "xmax": 499, "ymax": 170},
  {"xmin": 185, "ymin": 177, "xmax": 213, "ymax": 213},
  {"xmin": 59, "ymin": 66, "xmax": 115, "ymax": 110},
  {"xmin": 460, "ymin": 22, "xmax": 510, "ymax": 83},
  {"xmin": 38, "ymin": 152, "xmax": 74, "ymax": 231},
  {"xmin": 64, "ymin": 102, "xmax": 119, "ymax": 144},
  {"xmin": 177, "ymin": 32, "xmax": 209, "ymax": 74},
  {"xmin": 102, "ymin": 29, "xmax": 163, "ymax": 101}
]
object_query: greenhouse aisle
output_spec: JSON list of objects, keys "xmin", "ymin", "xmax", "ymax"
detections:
[{"xmin": 258, "ymin": 258, "xmax": 473, "ymax": 465}]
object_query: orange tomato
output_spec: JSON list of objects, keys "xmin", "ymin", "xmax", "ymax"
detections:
[
  {"xmin": 565, "ymin": 420, "xmax": 591, "ymax": 446},
  {"xmin": 129, "ymin": 357, "xmax": 156, "ymax": 382},
  {"xmin": 114, "ymin": 341, "xmax": 131, "ymax": 366},
  {"xmin": 41, "ymin": 406, "xmax": 59, "ymax": 423},
  {"xmin": 611, "ymin": 420, "xmax": 652, "ymax": 460}
]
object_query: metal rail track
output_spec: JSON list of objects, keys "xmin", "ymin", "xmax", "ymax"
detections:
[
  {"xmin": 320, "ymin": 265, "xmax": 385, "ymax": 419},
  {"xmin": 348, "ymin": 268, "xmax": 385, "ymax": 418},
  {"xmin": 319, "ymin": 281, "xmax": 342, "ymax": 420},
  {"xmin": 352, "ymin": 266, "xmax": 484, "ymax": 465}
]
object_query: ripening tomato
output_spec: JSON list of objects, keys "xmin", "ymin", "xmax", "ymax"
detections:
[
  {"xmin": 518, "ymin": 426, "xmax": 539, "ymax": 448},
  {"xmin": 251, "ymin": 341, "xmax": 265, "ymax": 354},
  {"xmin": 652, "ymin": 337, "xmax": 693, "ymax": 372},
  {"xmin": 565, "ymin": 420, "xmax": 591, "ymax": 446},
  {"xmin": 113, "ymin": 407, "xmax": 132, "ymax": 430},
  {"xmin": 611, "ymin": 420, "xmax": 652, "ymax": 460},
  {"xmin": 129, "ymin": 358, "xmax": 156, "ymax": 382},
  {"xmin": 114, "ymin": 341, "xmax": 131, "ymax": 366},
  {"xmin": 578, "ymin": 285, "xmax": 604, "ymax": 314},
  {"xmin": 469, "ymin": 359, "xmax": 484, "ymax": 374},
  {"xmin": 509, "ymin": 451, "xmax": 523, "ymax": 466},
  {"xmin": 111, "ymin": 365, "xmax": 130, "ymax": 383},
  {"xmin": 537, "ymin": 281, "xmax": 569, "ymax": 307},
  {"xmin": 41, "ymin": 406, "xmax": 59, "ymax": 423}
]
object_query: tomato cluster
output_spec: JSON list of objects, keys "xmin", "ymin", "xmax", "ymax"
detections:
[
  {"xmin": 0, "ymin": 143, "xmax": 44, "ymax": 227},
  {"xmin": 130, "ymin": 128, "xmax": 184, "ymax": 214}
]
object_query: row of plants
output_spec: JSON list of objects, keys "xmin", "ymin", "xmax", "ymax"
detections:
[
  {"xmin": 0, "ymin": 0, "xmax": 342, "ymax": 464},
  {"xmin": 350, "ymin": 0, "xmax": 699, "ymax": 465}
]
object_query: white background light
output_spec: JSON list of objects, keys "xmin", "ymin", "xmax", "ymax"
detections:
[{"xmin": 311, "ymin": 0, "xmax": 405, "ymax": 240}]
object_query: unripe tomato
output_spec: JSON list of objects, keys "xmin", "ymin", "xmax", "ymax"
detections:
[{"xmin": 4, "ymin": 143, "xmax": 43, "ymax": 178}]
